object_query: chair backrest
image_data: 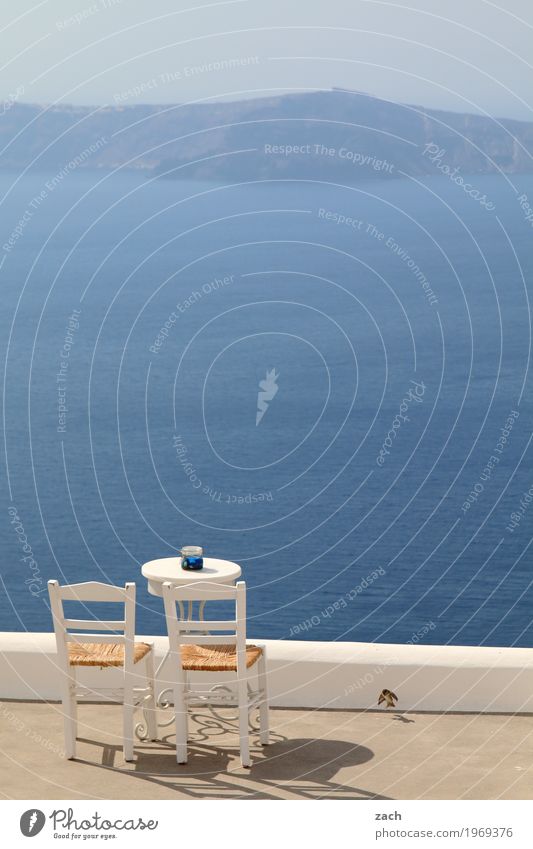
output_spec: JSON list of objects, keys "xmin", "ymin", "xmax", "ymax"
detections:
[
  {"xmin": 47, "ymin": 580, "xmax": 136, "ymax": 672},
  {"xmin": 162, "ymin": 580, "xmax": 247, "ymax": 675}
]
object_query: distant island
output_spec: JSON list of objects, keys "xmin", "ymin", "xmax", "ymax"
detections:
[{"xmin": 1, "ymin": 90, "xmax": 532, "ymax": 181}]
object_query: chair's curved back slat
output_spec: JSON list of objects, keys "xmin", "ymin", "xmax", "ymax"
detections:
[
  {"xmin": 166, "ymin": 582, "xmax": 238, "ymax": 602},
  {"xmin": 55, "ymin": 581, "xmax": 130, "ymax": 602},
  {"xmin": 62, "ymin": 618, "xmax": 127, "ymax": 631}
]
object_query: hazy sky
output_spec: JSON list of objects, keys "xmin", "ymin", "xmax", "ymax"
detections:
[{"xmin": 3, "ymin": 0, "xmax": 533, "ymax": 119}]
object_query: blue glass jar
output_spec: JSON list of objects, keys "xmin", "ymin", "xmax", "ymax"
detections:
[{"xmin": 180, "ymin": 546, "xmax": 204, "ymax": 570}]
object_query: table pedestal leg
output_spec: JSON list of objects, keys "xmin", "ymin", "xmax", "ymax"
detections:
[{"xmin": 135, "ymin": 600, "xmax": 209, "ymax": 740}]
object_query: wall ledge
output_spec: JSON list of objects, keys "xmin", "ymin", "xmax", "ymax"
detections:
[{"xmin": 1, "ymin": 632, "xmax": 532, "ymax": 712}]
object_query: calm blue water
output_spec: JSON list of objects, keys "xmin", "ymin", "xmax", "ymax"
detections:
[{"xmin": 1, "ymin": 169, "xmax": 532, "ymax": 646}]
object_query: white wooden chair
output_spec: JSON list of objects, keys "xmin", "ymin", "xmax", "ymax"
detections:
[
  {"xmin": 162, "ymin": 580, "xmax": 269, "ymax": 768},
  {"xmin": 48, "ymin": 580, "xmax": 157, "ymax": 762}
]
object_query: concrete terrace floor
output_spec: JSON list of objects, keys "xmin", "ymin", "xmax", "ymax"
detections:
[{"xmin": 1, "ymin": 701, "xmax": 533, "ymax": 800}]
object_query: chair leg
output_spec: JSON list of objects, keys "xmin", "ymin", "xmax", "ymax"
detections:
[
  {"xmin": 175, "ymin": 683, "xmax": 188, "ymax": 764},
  {"xmin": 238, "ymin": 677, "xmax": 251, "ymax": 768},
  {"xmin": 143, "ymin": 650, "xmax": 158, "ymax": 741},
  {"xmin": 184, "ymin": 672, "xmax": 191, "ymax": 741},
  {"xmin": 62, "ymin": 676, "xmax": 77, "ymax": 760},
  {"xmin": 257, "ymin": 653, "xmax": 270, "ymax": 746},
  {"xmin": 123, "ymin": 674, "xmax": 135, "ymax": 762}
]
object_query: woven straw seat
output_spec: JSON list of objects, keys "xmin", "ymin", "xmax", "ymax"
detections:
[
  {"xmin": 180, "ymin": 643, "xmax": 263, "ymax": 672},
  {"xmin": 68, "ymin": 641, "xmax": 152, "ymax": 667}
]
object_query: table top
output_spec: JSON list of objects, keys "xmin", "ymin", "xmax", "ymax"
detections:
[{"xmin": 141, "ymin": 556, "xmax": 242, "ymax": 596}]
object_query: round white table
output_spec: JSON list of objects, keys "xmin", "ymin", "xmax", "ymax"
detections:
[{"xmin": 142, "ymin": 556, "xmax": 242, "ymax": 597}]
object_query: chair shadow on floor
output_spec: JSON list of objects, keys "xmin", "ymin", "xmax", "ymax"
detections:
[{"xmin": 76, "ymin": 711, "xmax": 392, "ymax": 800}]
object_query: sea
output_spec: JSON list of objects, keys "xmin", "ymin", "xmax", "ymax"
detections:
[{"xmin": 1, "ymin": 168, "xmax": 532, "ymax": 646}]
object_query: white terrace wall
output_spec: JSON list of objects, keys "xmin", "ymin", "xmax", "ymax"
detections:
[{"xmin": 1, "ymin": 633, "xmax": 533, "ymax": 713}]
